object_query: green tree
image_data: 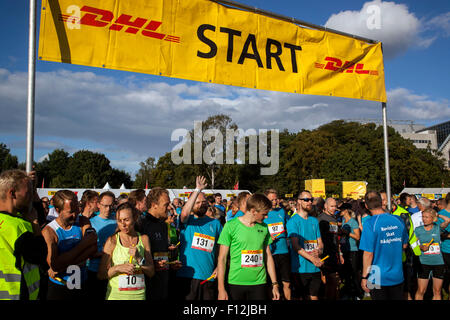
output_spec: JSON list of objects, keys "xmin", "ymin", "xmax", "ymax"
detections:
[
  {"xmin": 133, "ymin": 157, "xmax": 156, "ymax": 188},
  {"xmin": 0, "ymin": 143, "xmax": 19, "ymax": 172},
  {"xmin": 65, "ymin": 150, "xmax": 112, "ymax": 188}
]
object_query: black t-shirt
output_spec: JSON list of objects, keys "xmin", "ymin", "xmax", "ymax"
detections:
[
  {"xmin": 136, "ymin": 212, "xmax": 169, "ymax": 300},
  {"xmin": 317, "ymin": 212, "xmax": 340, "ymax": 257}
]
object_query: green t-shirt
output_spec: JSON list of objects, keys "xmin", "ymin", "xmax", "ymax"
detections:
[{"xmin": 217, "ymin": 217, "xmax": 272, "ymax": 285}]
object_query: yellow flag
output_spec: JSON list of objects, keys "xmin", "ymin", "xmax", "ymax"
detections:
[{"xmin": 39, "ymin": 0, "xmax": 386, "ymax": 102}]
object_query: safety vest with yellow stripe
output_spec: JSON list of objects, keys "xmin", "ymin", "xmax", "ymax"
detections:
[
  {"xmin": 0, "ymin": 212, "xmax": 41, "ymax": 300},
  {"xmin": 392, "ymin": 206, "xmax": 421, "ymax": 260}
]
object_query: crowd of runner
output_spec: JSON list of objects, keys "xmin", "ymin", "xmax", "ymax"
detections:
[{"xmin": 1, "ymin": 169, "xmax": 450, "ymax": 301}]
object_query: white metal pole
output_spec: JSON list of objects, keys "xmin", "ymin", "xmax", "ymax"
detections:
[
  {"xmin": 382, "ymin": 102, "xmax": 392, "ymax": 211},
  {"xmin": 26, "ymin": 0, "xmax": 37, "ymax": 172}
]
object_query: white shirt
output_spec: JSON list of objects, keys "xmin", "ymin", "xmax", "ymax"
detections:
[{"xmin": 411, "ymin": 211, "xmax": 423, "ymax": 231}]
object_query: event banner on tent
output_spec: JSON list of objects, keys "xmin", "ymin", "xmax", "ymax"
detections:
[
  {"xmin": 38, "ymin": 0, "xmax": 387, "ymax": 102},
  {"xmin": 305, "ymin": 179, "xmax": 326, "ymax": 199},
  {"xmin": 342, "ymin": 181, "xmax": 367, "ymax": 200}
]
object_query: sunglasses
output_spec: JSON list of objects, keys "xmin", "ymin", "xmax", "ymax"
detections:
[{"xmin": 298, "ymin": 198, "xmax": 314, "ymax": 202}]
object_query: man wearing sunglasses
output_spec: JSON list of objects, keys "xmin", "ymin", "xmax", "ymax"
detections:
[{"xmin": 287, "ymin": 190, "xmax": 324, "ymax": 300}]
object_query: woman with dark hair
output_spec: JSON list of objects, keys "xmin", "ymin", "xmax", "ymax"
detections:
[{"xmin": 98, "ymin": 203, "xmax": 155, "ymax": 300}]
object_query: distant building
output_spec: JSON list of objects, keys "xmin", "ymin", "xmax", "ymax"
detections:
[
  {"xmin": 343, "ymin": 119, "xmax": 450, "ymax": 169},
  {"xmin": 417, "ymin": 120, "xmax": 450, "ymax": 169}
]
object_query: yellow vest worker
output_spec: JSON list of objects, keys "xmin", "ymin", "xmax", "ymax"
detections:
[
  {"xmin": 392, "ymin": 206, "xmax": 421, "ymax": 260},
  {"xmin": 0, "ymin": 212, "xmax": 43, "ymax": 300}
]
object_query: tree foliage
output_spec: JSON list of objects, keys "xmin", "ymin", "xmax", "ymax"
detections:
[
  {"xmin": 0, "ymin": 143, "xmax": 19, "ymax": 171},
  {"xmin": 1, "ymin": 119, "xmax": 448, "ymax": 194}
]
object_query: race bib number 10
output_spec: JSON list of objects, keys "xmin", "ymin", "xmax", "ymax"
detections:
[
  {"xmin": 191, "ymin": 233, "xmax": 215, "ymax": 252},
  {"xmin": 241, "ymin": 250, "xmax": 263, "ymax": 268},
  {"xmin": 118, "ymin": 273, "xmax": 145, "ymax": 291}
]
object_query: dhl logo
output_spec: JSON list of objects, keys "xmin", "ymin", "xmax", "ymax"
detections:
[
  {"xmin": 59, "ymin": 5, "xmax": 180, "ymax": 43},
  {"xmin": 315, "ymin": 57, "xmax": 378, "ymax": 76}
]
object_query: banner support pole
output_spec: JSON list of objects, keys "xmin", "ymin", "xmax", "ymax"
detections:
[
  {"xmin": 26, "ymin": 0, "xmax": 37, "ymax": 172},
  {"xmin": 382, "ymin": 102, "xmax": 392, "ymax": 211}
]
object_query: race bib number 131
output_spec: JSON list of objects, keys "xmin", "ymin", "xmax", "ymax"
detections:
[{"xmin": 191, "ymin": 233, "xmax": 215, "ymax": 252}]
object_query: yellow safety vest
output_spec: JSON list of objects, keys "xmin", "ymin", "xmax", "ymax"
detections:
[
  {"xmin": 392, "ymin": 206, "xmax": 421, "ymax": 260},
  {"xmin": 0, "ymin": 212, "xmax": 41, "ymax": 300}
]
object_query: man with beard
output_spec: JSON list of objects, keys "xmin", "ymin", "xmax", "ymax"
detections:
[
  {"xmin": 176, "ymin": 176, "xmax": 223, "ymax": 300},
  {"xmin": 287, "ymin": 190, "xmax": 324, "ymax": 300},
  {"xmin": 42, "ymin": 190, "xmax": 97, "ymax": 300}
]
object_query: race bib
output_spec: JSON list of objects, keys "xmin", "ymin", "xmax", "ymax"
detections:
[
  {"xmin": 424, "ymin": 243, "xmax": 441, "ymax": 255},
  {"xmin": 241, "ymin": 250, "xmax": 263, "ymax": 268},
  {"xmin": 268, "ymin": 222, "xmax": 284, "ymax": 237},
  {"xmin": 191, "ymin": 233, "xmax": 215, "ymax": 252},
  {"xmin": 153, "ymin": 252, "xmax": 169, "ymax": 270},
  {"xmin": 118, "ymin": 272, "xmax": 145, "ymax": 291},
  {"xmin": 329, "ymin": 222, "xmax": 338, "ymax": 233},
  {"xmin": 304, "ymin": 240, "xmax": 318, "ymax": 252}
]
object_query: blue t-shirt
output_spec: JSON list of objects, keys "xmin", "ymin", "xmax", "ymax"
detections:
[
  {"xmin": 415, "ymin": 223, "xmax": 444, "ymax": 265},
  {"xmin": 177, "ymin": 215, "xmax": 223, "ymax": 280},
  {"xmin": 88, "ymin": 214, "xmax": 118, "ymax": 272},
  {"xmin": 286, "ymin": 214, "xmax": 321, "ymax": 274},
  {"xmin": 341, "ymin": 218, "xmax": 360, "ymax": 252},
  {"xmin": 359, "ymin": 213, "xmax": 408, "ymax": 286},
  {"xmin": 264, "ymin": 208, "xmax": 289, "ymax": 255},
  {"xmin": 226, "ymin": 210, "xmax": 244, "ymax": 222},
  {"xmin": 437, "ymin": 209, "xmax": 450, "ymax": 253}
]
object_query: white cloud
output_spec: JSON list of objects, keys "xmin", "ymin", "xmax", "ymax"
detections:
[
  {"xmin": 0, "ymin": 68, "xmax": 447, "ymax": 175},
  {"xmin": 387, "ymin": 88, "xmax": 450, "ymax": 120},
  {"xmin": 324, "ymin": 0, "xmax": 440, "ymax": 59},
  {"xmin": 38, "ymin": 154, "xmax": 49, "ymax": 162},
  {"xmin": 425, "ymin": 12, "xmax": 450, "ymax": 38},
  {"xmin": 285, "ymin": 103, "xmax": 329, "ymax": 113}
]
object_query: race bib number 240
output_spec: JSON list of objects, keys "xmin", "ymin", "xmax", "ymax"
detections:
[{"xmin": 241, "ymin": 250, "xmax": 263, "ymax": 268}]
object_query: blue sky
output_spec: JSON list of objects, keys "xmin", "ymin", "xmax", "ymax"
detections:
[{"xmin": 0, "ymin": 0, "xmax": 449, "ymax": 178}]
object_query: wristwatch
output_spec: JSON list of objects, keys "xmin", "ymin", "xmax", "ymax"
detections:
[{"xmin": 361, "ymin": 275, "xmax": 369, "ymax": 280}]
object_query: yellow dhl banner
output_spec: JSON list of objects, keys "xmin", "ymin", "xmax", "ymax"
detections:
[
  {"xmin": 38, "ymin": 0, "xmax": 387, "ymax": 102},
  {"xmin": 342, "ymin": 181, "xmax": 367, "ymax": 200},
  {"xmin": 304, "ymin": 179, "xmax": 326, "ymax": 198}
]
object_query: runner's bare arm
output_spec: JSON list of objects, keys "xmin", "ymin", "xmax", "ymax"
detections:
[
  {"xmin": 180, "ymin": 176, "xmax": 208, "ymax": 224},
  {"xmin": 217, "ymin": 244, "xmax": 229, "ymax": 300},
  {"xmin": 265, "ymin": 246, "xmax": 280, "ymax": 300}
]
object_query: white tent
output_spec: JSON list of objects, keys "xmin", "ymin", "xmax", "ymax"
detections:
[
  {"xmin": 119, "ymin": 183, "xmax": 126, "ymax": 190},
  {"xmin": 400, "ymin": 188, "xmax": 450, "ymax": 199},
  {"xmin": 102, "ymin": 182, "xmax": 112, "ymax": 189}
]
